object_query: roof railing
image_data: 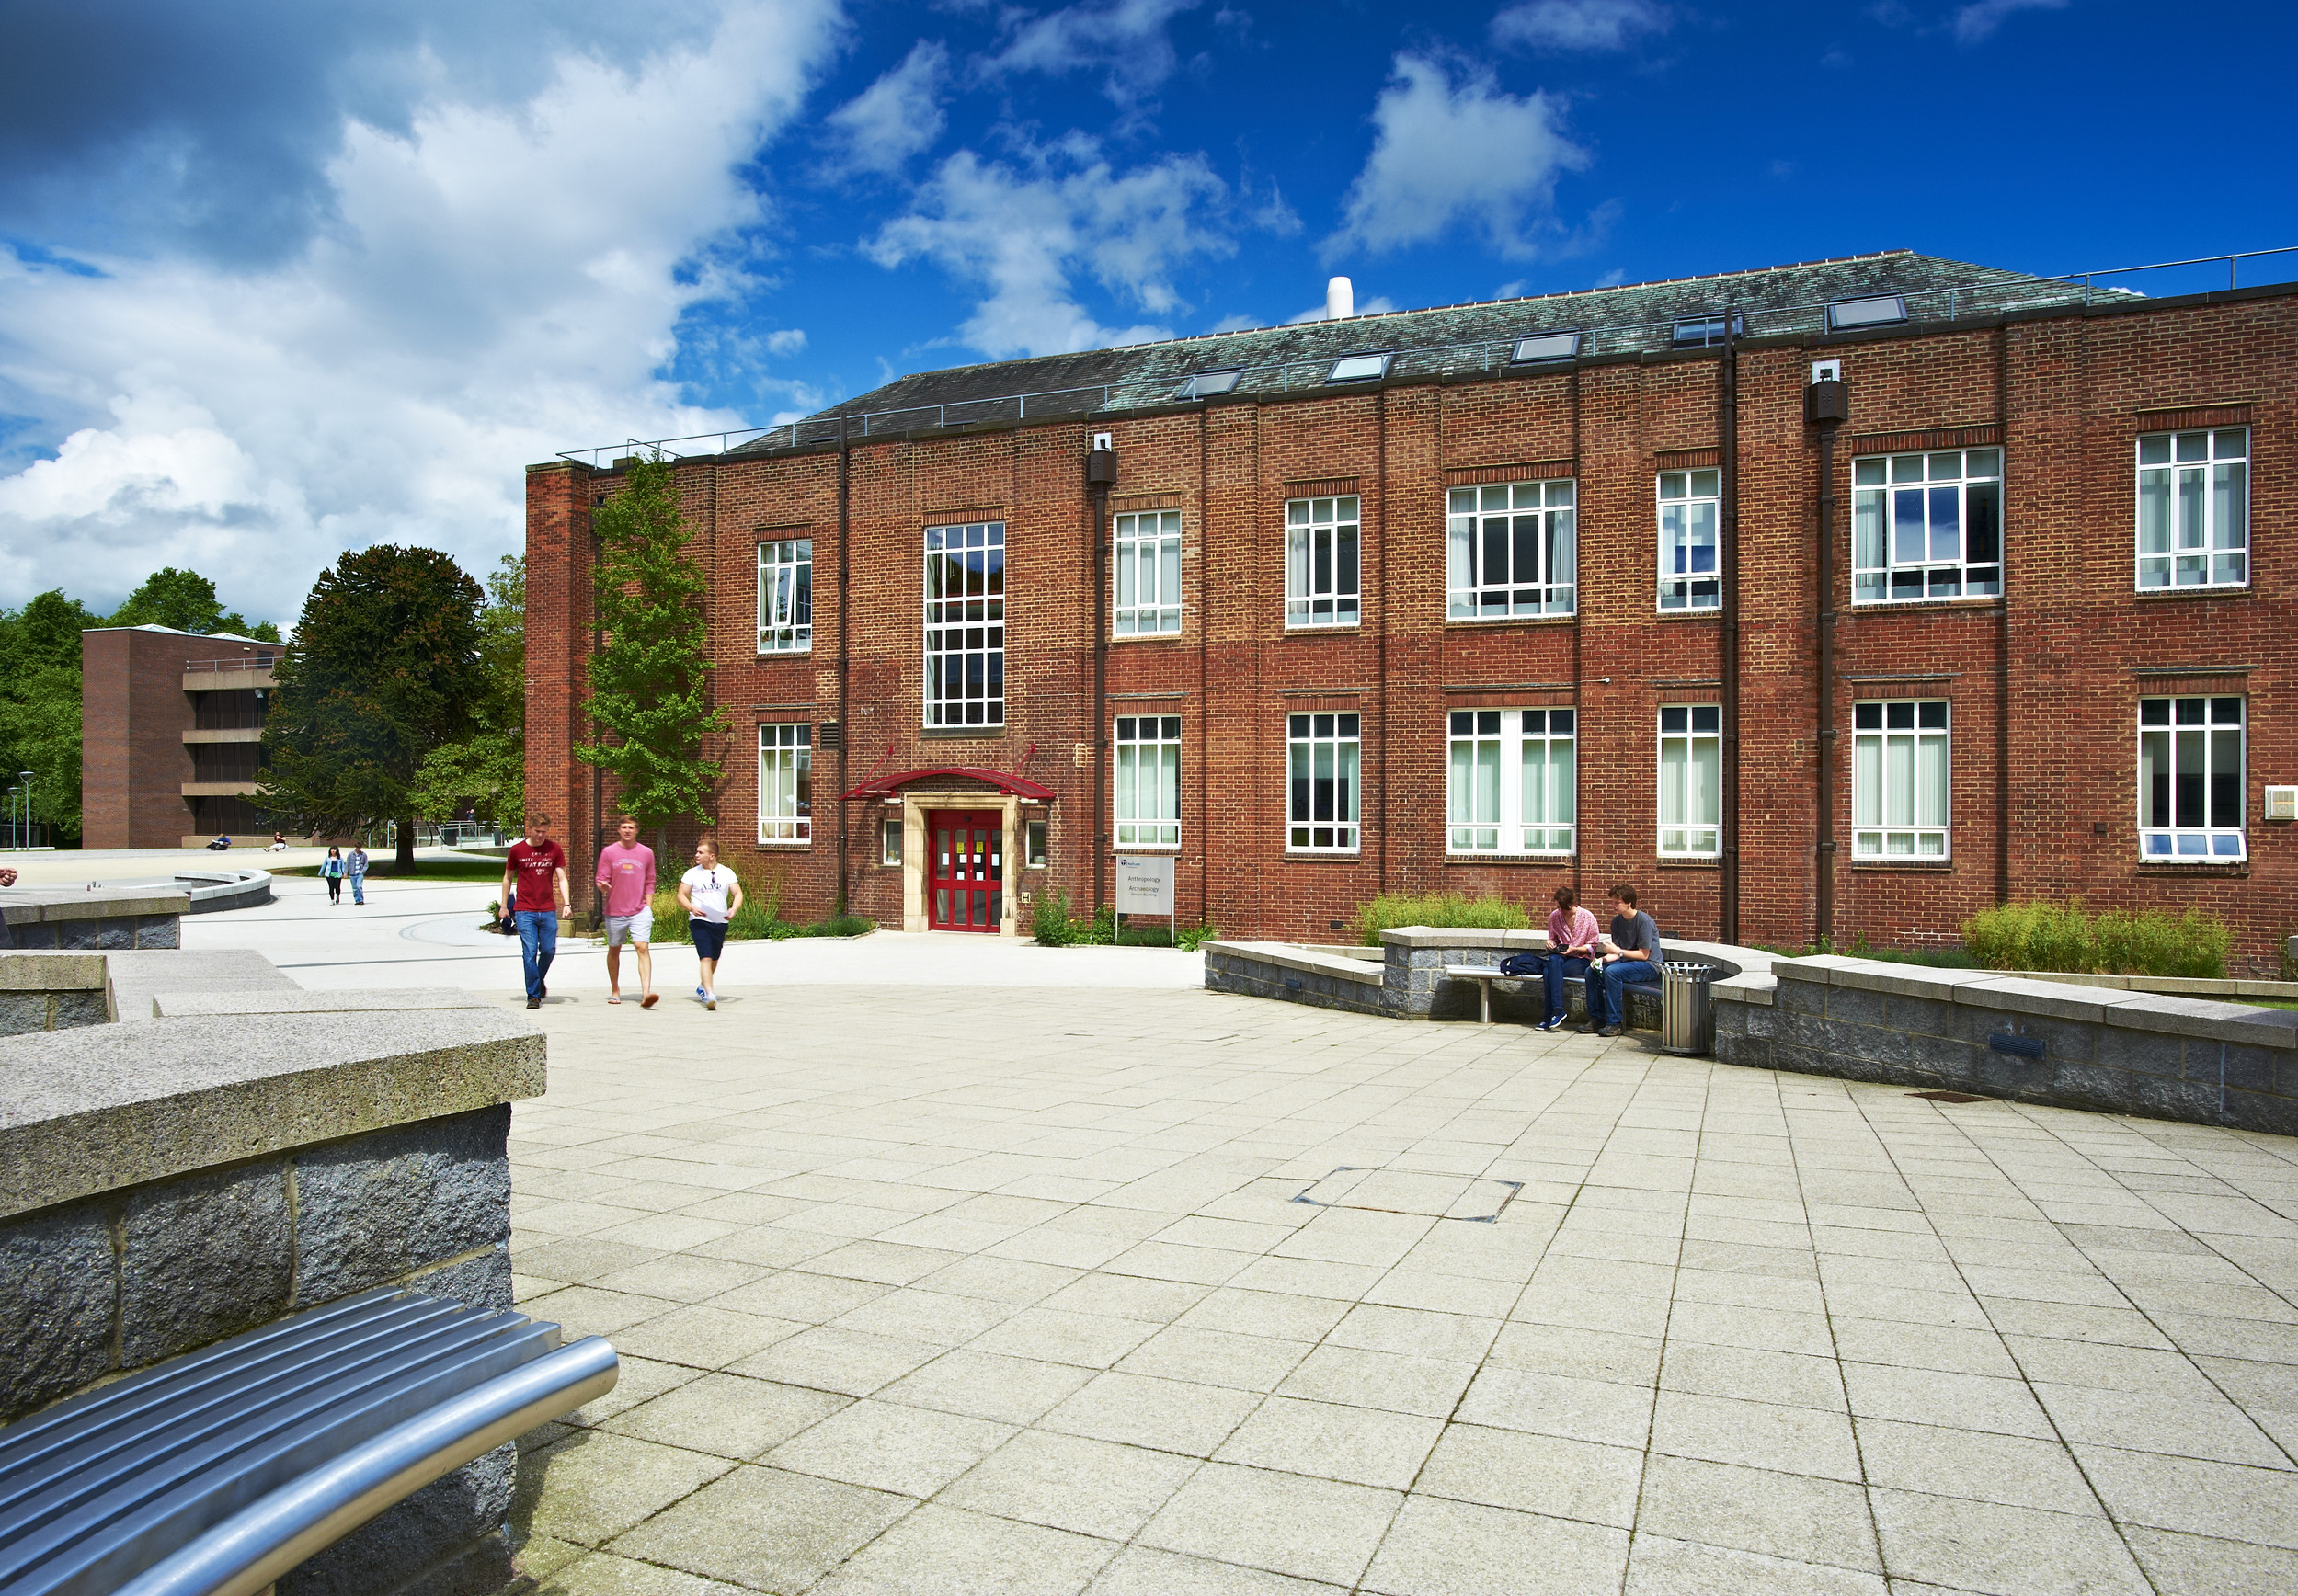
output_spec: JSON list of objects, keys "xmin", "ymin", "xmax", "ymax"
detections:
[
  {"xmin": 555, "ymin": 245, "xmax": 2297, "ymax": 468},
  {"xmin": 185, "ymin": 655, "xmax": 281, "ymax": 673}
]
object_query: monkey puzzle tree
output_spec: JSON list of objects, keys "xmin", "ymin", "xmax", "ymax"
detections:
[{"xmin": 576, "ymin": 457, "xmax": 727, "ymax": 849}]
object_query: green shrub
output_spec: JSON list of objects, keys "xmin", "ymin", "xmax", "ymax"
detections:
[
  {"xmin": 646, "ymin": 888, "xmax": 692, "ymax": 942},
  {"xmin": 1030, "ymin": 892, "xmax": 1081, "ymax": 946},
  {"xmin": 1961, "ymin": 899, "xmax": 2230, "ymax": 979},
  {"xmin": 727, "ymin": 899, "xmax": 779, "ymax": 940},
  {"xmin": 1356, "ymin": 892, "xmax": 1531, "ymax": 947},
  {"xmin": 1177, "ymin": 923, "xmax": 1219, "ymax": 952}
]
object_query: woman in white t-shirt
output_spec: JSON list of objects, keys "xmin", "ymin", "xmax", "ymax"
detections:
[{"xmin": 676, "ymin": 840, "xmax": 743, "ymax": 1010}]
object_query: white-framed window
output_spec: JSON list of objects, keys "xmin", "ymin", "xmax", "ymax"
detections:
[
  {"xmin": 1852, "ymin": 701, "xmax": 1949, "ymax": 860},
  {"xmin": 2140, "ymin": 696, "xmax": 2245, "ymax": 860},
  {"xmin": 881, "ymin": 817, "xmax": 902, "ymax": 866},
  {"xmin": 925, "ymin": 521, "xmax": 1004, "ymax": 726},
  {"xmin": 1657, "ymin": 469, "xmax": 1720, "ymax": 611},
  {"xmin": 2137, "ymin": 428, "xmax": 2247, "ymax": 590},
  {"xmin": 1658, "ymin": 705, "xmax": 1721, "ymax": 858},
  {"xmin": 1447, "ymin": 482, "xmax": 1576, "ymax": 619},
  {"xmin": 1115, "ymin": 715, "xmax": 1182, "ymax": 848},
  {"xmin": 757, "ymin": 539, "xmax": 813, "ymax": 653},
  {"xmin": 1115, "ymin": 510, "xmax": 1183, "ymax": 635},
  {"xmin": 1287, "ymin": 712, "xmax": 1359, "ymax": 850},
  {"xmin": 1286, "ymin": 496, "xmax": 1360, "ymax": 628},
  {"xmin": 1446, "ymin": 709, "xmax": 1575, "ymax": 854},
  {"xmin": 1853, "ymin": 449, "xmax": 2002, "ymax": 603},
  {"xmin": 1024, "ymin": 817, "xmax": 1047, "ymax": 867},
  {"xmin": 758, "ymin": 724, "xmax": 811, "ymax": 844}
]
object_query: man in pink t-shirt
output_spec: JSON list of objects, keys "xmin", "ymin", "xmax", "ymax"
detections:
[
  {"xmin": 596, "ymin": 815, "xmax": 658, "ymax": 1009},
  {"xmin": 1538, "ymin": 885, "xmax": 1601, "ymax": 1032}
]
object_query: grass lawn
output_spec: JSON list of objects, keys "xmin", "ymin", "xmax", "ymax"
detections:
[{"xmin": 274, "ymin": 859, "xmax": 512, "ymax": 883}]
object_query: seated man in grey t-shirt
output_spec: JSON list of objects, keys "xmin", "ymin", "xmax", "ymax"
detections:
[{"xmin": 1583, "ymin": 884, "xmax": 1663, "ymax": 1037}]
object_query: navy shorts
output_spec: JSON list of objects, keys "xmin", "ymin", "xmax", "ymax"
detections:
[{"xmin": 691, "ymin": 919, "xmax": 728, "ymax": 960}]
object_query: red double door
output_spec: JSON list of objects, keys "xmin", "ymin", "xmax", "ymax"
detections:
[{"xmin": 928, "ymin": 810, "xmax": 1004, "ymax": 932}]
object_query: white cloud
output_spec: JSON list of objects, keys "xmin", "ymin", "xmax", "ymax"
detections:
[
  {"xmin": 1491, "ymin": 0, "xmax": 1671, "ymax": 51},
  {"xmin": 824, "ymin": 40, "xmax": 947, "ymax": 174},
  {"xmin": 864, "ymin": 139, "xmax": 1236, "ymax": 358},
  {"xmin": 765, "ymin": 328, "xmax": 808, "ymax": 355},
  {"xmin": 979, "ymin": 0, "xmax": 1204, "ymax": 105},
  {"xmin": 1951, "ymin": 0, "xmax": 2067, "ymax": 43},
  {"xmin": 1328, "ymin": 54, "xmax": 1589, "ymax": 262},
  {"xmin": 0, "ymin": 1, "xmax": 842, "ymax": 621}
]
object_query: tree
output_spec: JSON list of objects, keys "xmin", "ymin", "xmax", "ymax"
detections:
[
  {"xmin": 577, "ymin": 458, "xmax": 727, "ymax": 844},
  {"xmin": 409, "ymin": 553, "xmax": 525, "ymax": 832},
  {"xmin": 260, "ymin": 546, "xmax": 486, "ymax": 871},
  {"xmin": 0, "ymin": 591, "xmax": 99, "ymax": 844},
  {"xmin": 108, "ymin": 566, "xmax": 280, "ymax": 639}
]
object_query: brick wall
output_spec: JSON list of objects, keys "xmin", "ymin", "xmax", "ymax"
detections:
[
  {"xmin": 527, "ymin": 286, "xmax": 2297, "ymax": 963},
  {"xmin": 80, "ymin": 630, "xmax": 199, "ymax": 849}
]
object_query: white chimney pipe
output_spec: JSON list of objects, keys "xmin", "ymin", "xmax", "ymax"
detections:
[{"xmin": 1326, "ymin": 277, "xmax": 1355, "ymax": 321}]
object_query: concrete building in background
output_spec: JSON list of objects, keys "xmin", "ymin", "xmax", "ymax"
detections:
[
  {"xmin": 525, "ymin": 248, "xmax": 2295, "ymax": 963},
  {"xmin": 81, "ymin": 626, "xmax": 280, "ymax": 849}
]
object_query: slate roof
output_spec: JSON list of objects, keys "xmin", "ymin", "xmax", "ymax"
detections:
[{"xmin": 745, "ymin": 250, "xmax": 2107, "ymax": 451}]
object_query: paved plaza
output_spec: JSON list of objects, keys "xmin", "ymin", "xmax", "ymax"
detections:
[{"xmin": 131, "ymin": 869, "xmax": 2298, "ymax": 1592}]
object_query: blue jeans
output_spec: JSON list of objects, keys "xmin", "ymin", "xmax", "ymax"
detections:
[
  {"xmin": 349, "ymin": 870, "xmax": 365, "ymax": 904},
  {"xmin": 1588, "ymin": 958, "xmax": 1661, "ymax": 1029},
  {"xmin": 516, "ymin": 909, "xmax": 557, "ymax": 1001},
  {"xmin": 1543, "ymin": 954, "xmax": 1590, "ymax": 1021}
]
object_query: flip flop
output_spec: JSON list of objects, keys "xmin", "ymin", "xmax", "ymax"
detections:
[
  {"xmin": 607, "ymin": 995, "xmax": 622, "ymax": 1005},
  {"xmin": 640, "ymin": 993, "xmax": 658, "ymax": 1009}
]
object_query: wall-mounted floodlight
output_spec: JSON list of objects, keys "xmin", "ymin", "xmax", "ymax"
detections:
[
  {"xmin": 1326, "ymin": 351, "xmax": 1392, "ymax": 382},
  {"xmin": 1826, "ymin": 294, "xmax": 1907, "ymax": 330},
  {"xmin": 1178, "ymin": 369, "xmax": 1242, "ymax": 399},
  {"xmin": 1509, "ymin": 332, "xmax": 1582, "ymax": 364}
]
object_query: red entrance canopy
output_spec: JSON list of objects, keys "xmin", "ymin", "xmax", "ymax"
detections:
[{"xmin": 840, "ymin": 766, "xmax": 1057, "ymax": 802}]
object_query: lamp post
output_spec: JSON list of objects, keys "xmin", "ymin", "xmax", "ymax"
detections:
[{"xmin": 8, "ymin": 771, "xmax": 31, "ymax": 850}]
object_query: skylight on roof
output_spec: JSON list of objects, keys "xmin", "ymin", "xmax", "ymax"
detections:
[
  {"xmin": 1327, "ymin": 352, "xmax": 1392, "ymax": 383},
  {"xmin": 1510, "ymin": 332, "xmax": 1582, "ymax": 364},
  {"xmin": 1827, "ymin": 294, "xmax": 1909, "ymax": 330},
  {"xmin": 1178, "ymin": 369, "xmax": 1242, "ymax": 399},
  {"xmin": 1672, "ymin": 314, "xmax": 1744, "ymax": 348}
]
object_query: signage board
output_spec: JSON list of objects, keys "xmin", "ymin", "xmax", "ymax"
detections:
[{"xmin": 1114, "ymin": 854, "xmax": 1174, "ymax": 917}]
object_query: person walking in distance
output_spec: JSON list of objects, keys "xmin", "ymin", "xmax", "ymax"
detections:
[
  {"xmin": 597, "ymin": 815, "xmax": 658, "ymax": 1009},
  {"xmin": 677, "ymin": 839, "xmax": 741, "ymax": 1011},
  {"xmin": 321, "ymin": 846, "xmax": 345, "ymax": 906},
  {"xmin": 503, "ymin": 816, "xmax": 570, "ymax": 1010},
  {"xmin": 347, "ymin": 842, "xmax": 369, "ymax": 906}
]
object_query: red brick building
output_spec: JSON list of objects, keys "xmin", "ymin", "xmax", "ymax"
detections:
[
  {"xmin": 81, "ymin": 626, "xmax": 281, "ymax": 849},
  {"xmin": 526, "ymin": 251, "xmax": 2296, "ymax": 964}
]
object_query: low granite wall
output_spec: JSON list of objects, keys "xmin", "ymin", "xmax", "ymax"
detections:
[
  {"xmin": 0, "ymin": 886, "xmax": 186, "ymax": 951},
  {"xmin": 1716, "ymin": 955, "xmax": 2298, "ymax": 1136},
  {"xmin": 0, "ymin": 969, "xmax": 545, "ymax": 1596},
  {"xmin": 0, "ymin": 952, "xmax": 114, "ymax": 1033}
]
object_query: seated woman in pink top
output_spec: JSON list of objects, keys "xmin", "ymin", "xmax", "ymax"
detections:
[{"xmin": 1538, "ymin": 886, "xmax": 1601, "ymax": 1032}]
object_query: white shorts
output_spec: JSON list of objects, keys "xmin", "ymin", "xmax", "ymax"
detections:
[{"xmin": 603, "ymin": 909, "xmax": 653, "ymax": 947}]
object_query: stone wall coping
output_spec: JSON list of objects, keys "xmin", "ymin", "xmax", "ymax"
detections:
[
  {"xmin": 0, "ymin": 887, "xmax": 191, "ymax": 925},
  {"xmin": 0, "ymin": 952, "xmax": 109, "ymax": 991},
  {"xmin": 0, "ymin": 1009, "xmax": 546, "ymax": 1221},
  {"xmin": 1713, "ymin": 973, "xmax": 1777, "ymax": 1007},
  {"xmin": 2015, "ymin": 970, "xmax": 2298, "ymax": 999},
  {"xmin": 1378, "ymin": 927, "xmax": 1548, "ymax": 950},
  {"xmin": 1202, "ymin": 940, "xmax": 1384, "ymax": 985},
  {"xmin": 1774, "ymin": 954, "xmax": 2297, "ymax": 1050},
  {"xmin": 151, "ymin": 989, "xmax": 497, "ymax": 1017}
]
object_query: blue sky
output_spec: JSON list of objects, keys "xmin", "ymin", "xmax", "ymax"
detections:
[{"xmin": 0, "ymin": 0, "xmax": 2291, "ymax": 623}]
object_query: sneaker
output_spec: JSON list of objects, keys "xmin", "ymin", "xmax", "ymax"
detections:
[
  {"xmin": 705, "ymin": 997, "xmax": 716, "ymax": 1011},
  {"xmin": 526, "ymin": 998, "xmax": 541, "ymax": 1009},
  {"xmin": 1597, "ymin": 1025, "xmax": 1622, "ymax": 1038},
  {"xmin": 1579, "ymin": 1022, "xmax": 1605, "ymax": 1035},
  {"xmin": 1536, "ymin": 1014, "xmax": 1564, "ymax": 1032},
  {"xmin": 696, "ymin": 986, "xmax": 706, "ymax": 998}
]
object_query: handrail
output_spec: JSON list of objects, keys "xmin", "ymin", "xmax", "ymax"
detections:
[
  {"xmin": 556, "ymin": 245, "xmax": 2298, "ymax": 468},
  {"xmin": 109, "ymin": 1336, "xmax": 618, "ymax": 1596},
  {"xmin": 184, "ymin": 656, "xmax": 280, "ymax": 673}
]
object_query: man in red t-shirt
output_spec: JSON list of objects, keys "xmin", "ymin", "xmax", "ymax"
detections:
[{"xmin": 501, "ymin": 815, "xmax": 569, "ymax": 1009}]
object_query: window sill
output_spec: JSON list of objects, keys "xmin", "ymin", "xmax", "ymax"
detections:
[
  {"xmin": 1113, "ymin": 845, "xmax": 1183, "ymax": 853},
  {"xmin": 1445, "ymin": 613, "xmax": 1576, "ymax": 629},
  {"xmin": 755, "ymin": 840, "xmax": 812, "ymax": 849},
  {"xmin": 1443, "ymin": 853, "xmax": 1575, "ymax": 864},
  {"xmin": 1111, "ymin": 630, "xmax": 1188, "ymax": 644},
  {"xmin": 922, "ymin": 725, "xmax": 1007, "ymax": 740},
  {"xmin": 2133, "ymin": 585, "xmax": 2251, "ymax": 599},
  {"xmin": 1850, "ymin": 859, "xmax": 1955, "ymax": 871},
  {"xmin": 1847, "ymin": 595, "xmax": 2003, "ymax": 613},
  {"xmin": 1655, "ymin": 858, "xmax": 1720, "ymax": 869},
  {"xmin": 1283, "ymin": 850, "xmax": 1363, "ymax": 861},
  {"xmin": 755, "ymin": 647, "xmax": 815, "ymax": 657},
  {"xmin": 1284, "ymin": 622, "xmax": 1362, "ymax": 634},
  {"xmin": 1655, "ymin": 608, "xmax": 1722, "ymax": 621},
  {"xmin": 2135, "ymin": 857, "xmax": 2247, "ymax": 872}
]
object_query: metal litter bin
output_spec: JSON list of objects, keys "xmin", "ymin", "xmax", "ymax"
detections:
[{"xmin": 1659, "ymin": 962, "xmax": 1715, "ymax": 1056}]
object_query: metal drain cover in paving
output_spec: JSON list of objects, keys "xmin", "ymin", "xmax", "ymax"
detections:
[
  {"xmin": 1294, "ymin": 1167, "xmax": 1522, "ymax": 1221},
  {"xmin": 1909, "ymin": 1089, "xmax": 1990, "ymax": 1103}
]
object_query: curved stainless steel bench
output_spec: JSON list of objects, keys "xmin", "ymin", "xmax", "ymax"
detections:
[{"xmin": 0, "ymin": 1287, "xmax": 617, "ymax": 1596}]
